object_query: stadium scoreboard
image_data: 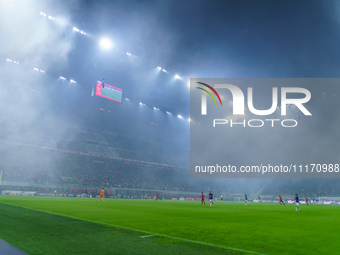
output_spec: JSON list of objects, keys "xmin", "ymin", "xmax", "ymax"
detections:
[{"xmin": 95, "ymin": 81, "xmax": 123, "ymax": 103}]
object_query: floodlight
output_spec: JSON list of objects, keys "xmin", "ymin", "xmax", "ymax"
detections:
[{"xmin": 99, "ymin": 38, "xmax": 113, "ymax": 50}]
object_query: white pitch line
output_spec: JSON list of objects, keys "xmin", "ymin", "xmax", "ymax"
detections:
[
  {"xmin": 101, "ymin": 216, "xmax": 203, "ymax": 222},
  {"xmin": 1, "ymin": 203, "xmax": 267, "ymax": 255},
  {"xmin": 140, "ymin": 235, "xmax": 155, "ymax": 238}
]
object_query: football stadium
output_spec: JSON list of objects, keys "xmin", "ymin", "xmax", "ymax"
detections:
[{"xmin": 0, "ymin": 1, "xmax": 339, "ymax": 254}]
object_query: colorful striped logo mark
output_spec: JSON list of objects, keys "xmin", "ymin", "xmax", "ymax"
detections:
[{"xmin": 196, "ymin": 82, "xmax": 222, "ymax": 106}]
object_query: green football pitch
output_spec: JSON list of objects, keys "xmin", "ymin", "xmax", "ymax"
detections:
[{"xmin": 0, "ymin": 196, "xmax": 339, "ymax": 255}]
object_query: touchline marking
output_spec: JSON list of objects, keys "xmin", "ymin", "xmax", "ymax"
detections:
[
  {"xmin": 101, "ymin": 218, "xmax": 184, "ymax": 222},
  {"xmin": 101, "ymin": 216, "xmax": 214, "ymax": 222},
  {"xmin": 1, "ymin": 203, "xmax": 267, "ymax": 255},
  {"xmin": 140, "ymin": 235, "xmax": 155, "ymax": 238}
]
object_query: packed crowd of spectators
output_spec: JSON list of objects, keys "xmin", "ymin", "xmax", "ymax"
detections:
[
  {"xmin": 260, "ymin": 179, "xmax": 340, "ymax": 197},
  {"xmin": 3, "ymin": 161, "xmax": 340, "ymax": 198},
  {"xmin": 1, "ymin": 126, "xmax": 339, "ymax": 198},
  {"xmin": 55, "ymin": 128, "xmax": 188, "ymax": 167}
]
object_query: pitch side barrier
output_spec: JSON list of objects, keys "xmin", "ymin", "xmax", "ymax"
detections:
[
  {"xmin": 318, "ymin": 197, "xmax": 340, "ymax": 202},
  {"xmin": 1, "ymin": 190, "xmax": 37, "ymax": 196},
  {"xmin": 0, "ymin": 184, "xmax": 202, "ymax": 200},
  {"xmin": 253, "ymin": 199, "xmax": 340, "ymax": 205}
]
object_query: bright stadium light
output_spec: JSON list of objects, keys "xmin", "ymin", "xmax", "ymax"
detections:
[
  {"xmin": 177, "ymin": 114, "xmax": 183, "ymax": 119},
  {"xmin": 126, "ymin": 52, "xmax": 131, "ymax": 56},
  {"xmin": 166, "ymin": 111, "xmax": 172, "ymax": 115},
  {"xmin": 70, "ymin": 79, "xmax": 76, "ymax": 83},
  {"xmin": 162, "ymin": 69, "xmax": 167, "ymax": 73},
  {"xmin": 153, "ymin": 107, "xmax": 159, "ymax": 110},
  {"xmin": 157, "ymin": 66, "xmax": 162, "ymax": 70},
  {"xmin": 59, "ymin": 76, "xmax": 66, "ymax": 80},
  {"xmin": 125, "ymin": 98, "xmax": 130, "ymax": 101},
  {"xmin": 99, "ymin": 38, "xmax": 113, "ymax": 50},
  {"xmin": 72, "ymin": 26, "xmax": 87, "ymax": 35},
  {"xmin": 175, "ymin": 74, "xmax": 182, "ymax": 79}
]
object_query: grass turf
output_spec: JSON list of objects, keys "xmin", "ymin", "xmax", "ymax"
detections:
[{"xmin": 0, "ymin": 196, "xmax": 339, "ymax": 255}]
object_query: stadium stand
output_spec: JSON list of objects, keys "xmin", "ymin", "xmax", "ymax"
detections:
[{"xmin": 1, "ymin": 125, "xmax": 339, "ymax": 201}]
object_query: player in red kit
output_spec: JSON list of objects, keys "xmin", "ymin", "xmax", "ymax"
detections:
[
  {"xmin": 200, "ymin": 192, "xmax": 205, "ymax": 205},
  {"xmin": 279, "ymin": 195, "xmax": 285, "ymax": 206}
]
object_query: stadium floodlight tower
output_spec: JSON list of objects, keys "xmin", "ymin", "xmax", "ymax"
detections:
[{"xmin": 99, "ymin": 37, "xmax": 113, "ymax": 50}]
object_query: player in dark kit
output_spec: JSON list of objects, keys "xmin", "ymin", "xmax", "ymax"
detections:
[
  {"xmin": 305, "ymin": 197, "xmax": 309, "ymax": 205},
  {"xmin": 245, "ymin": 194, "xmax": 248, "ymax": 205},
  {"xmin": 156, "ymin": 192, "xmax": 161, "ymax": 201},
  {"xmin": 294, "ymin": 194, "xmax": 300, "ymax": 211},
  {"xmin": 200, "ymin": 192, "xmax": 205, "ymax": 205},
  {"xmin": 209, "ymin": 191, "xmax": 214, "ymax": 207},
  {"xmin": 279, "ymin": 195, "xmax": 285, "ymax": 205}
]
